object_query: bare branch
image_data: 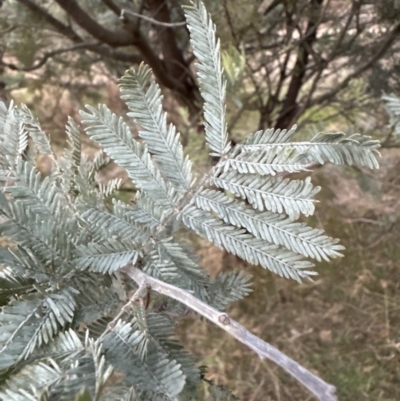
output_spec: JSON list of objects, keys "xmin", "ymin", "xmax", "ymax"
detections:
[
  {"xmin": 2, "ymin": 42, "xmax": 97, "ymax": 72},
  {"xmin": 15, "ymin": 0, "xmax": 82, "ymax": 43},
  {"xmin": 260, "ymin": 0, "xmax": 282, "ymax": 15},
  {"xmin": 0, "ymin": 25, "xmax": 17, "ymax": 35},
  {"xmin": 102, "ymin": 0, "xmax": 121, "ymax": 16},
  {"xmin": 54, "ymin": 0, "xmax": 191, "ymax": 96},
  {"xmin": 121, "ymin": 9, "xmax": 187, "ymax": 27},
  {"xmin": 1, "ymin": 42, "xmax": 143, "ymax": 72},
  {"xmin": 144, "ymin": 0, "xmax": 200, "ymax": 114},
  {"xmin": 289, "ymin": 4, "xmax": 359, "ymax": 122},
  {"xmin": 16, "ymin": 0, "xmax": 188, "ymax": 95},
  {"xmin": 274, "ymin": 0, "xmax": 324, "ymax": 129},
  {"xmin": 311, "ymin": 21, "xmax": 400, "ymax": 108},
  {"xmin": 13, "ymin": 0, "xmax": 143, "ymax": 67},
  {"xmin": 122, "ymin": 264, "xmax": 338, "ymax": 401},
  {"xmin": 54, "ymin": 0, "xmax": 136, "ymax": 47},
  {"xmin": 85, "ymin": 45, "xmax": 142, "ymax": 64}
]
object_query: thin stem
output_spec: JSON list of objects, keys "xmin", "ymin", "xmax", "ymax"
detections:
[
  {"xmin": 98, "ymin": 281, "xmax": 149, "ymax": 341},
  {"xmin": 121, "ymin": 9, "xmax": 187, "ymax": 27},
  {"xmin": 2, "ymin": 42, "xmax": 100, "ymax": 72},
  {"xmin": 122, "ymin": 264, "xmax": 338, "ymax": 401}
]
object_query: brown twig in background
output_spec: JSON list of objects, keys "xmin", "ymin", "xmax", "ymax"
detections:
[{"xmin": 121, "ymin": 9, "xmax": 187, "ymax": 27}]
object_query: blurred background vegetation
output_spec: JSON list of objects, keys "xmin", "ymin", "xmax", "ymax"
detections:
[{"xmin": 1, "ymin": 0, "xmax": 400, "ymax": 399}]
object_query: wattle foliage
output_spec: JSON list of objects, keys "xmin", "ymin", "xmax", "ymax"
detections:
[{"xmin": 0, "ymin": 1, "xmax": 380, "ymax": 400}]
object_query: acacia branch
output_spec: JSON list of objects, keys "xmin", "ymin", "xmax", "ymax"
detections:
[{"xmin": 122, "ymin": 264, "xmax": 338, "ymax": 401}]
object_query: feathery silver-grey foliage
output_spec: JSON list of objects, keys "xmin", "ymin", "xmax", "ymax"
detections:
[
  {"xmin": 382, "ymin": 93, "xmax": 400, "ymax": 135},
  {"xmin": 0, "ymin": 1, "xmax": 379, "ymax": 400}
]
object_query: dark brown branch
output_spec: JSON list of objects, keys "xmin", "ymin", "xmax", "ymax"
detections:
[
  {"xmin": 101, "ymin": 0, "xmax": 121, "ymax": 16},
  {"xmin": 274, "ymin": 0, "xmax": 324, "ymax": 129},
  {"xmin": 146, "ymin": 0, "xmax": 201, "ymax": 115},
  {"xmin": 0, "ymin": 25, "xmax": 17, "ymax": 35},
  {"xmin": 146, "ymin": 0, "xmax": 191, "ymax": 79},
  {"xmin": 1, "ymin": 42, "xmax": 143, "ymax": 72},
  {"xmin": 14, "ymin": 0, "xmax": 141, "ymax": 66},
  {"xmin": 311, "ymin": 21, "xmax": 400, "ymax": 108},
  {"xmin": 12, "ymin": 1, "xmax": 139, "ymax": 71},
  {"xmin": 18, "ymin": 0, "xmax": 190, "ymax": 95},
  {"xmin": 326, "ymin": 2, "xmax": 358, "ymax": 61},
  {"xmin": 54, "ymin": 0, "xmax": 136, "ymax": 46},
  {"xmin": 261, "ymin": 0, "xmax": 282, "ymax": 15},
  {"xmin": 15, "ymin": 0, "xmax": 82, "ymax": 43},
  {"xmin": 223, "ymin": 0, "xmax": 239, "ymax": 46},
  {"xmin": 123, "ymin": 265, "xmax": 338, "ymax": 401},
  {"xmin": 55, "ymin": 0, "xmax": 193, "ymax": 97},
  {"xmin": 85, "ymin": 45, "xmax": 142, "ymax": 64},
  {"xmin": 133, "ymin": 30, "xmax": 187, "ymax": 93},
  {"xmin": 2, "ymin": 43, "xmax": 98, "ymax": 72},
  {"xmin": 258, "ymin": 4, "xmax": 293, "ymax": 129},
  {"xmin": 258, "ymin": 39, "xmax": 293, "ymax": 129}
]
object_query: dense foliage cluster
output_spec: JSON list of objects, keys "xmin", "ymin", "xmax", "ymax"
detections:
[{"xmin": 0, "ymin": 2, "xmax": 380, "ymax": 400}]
